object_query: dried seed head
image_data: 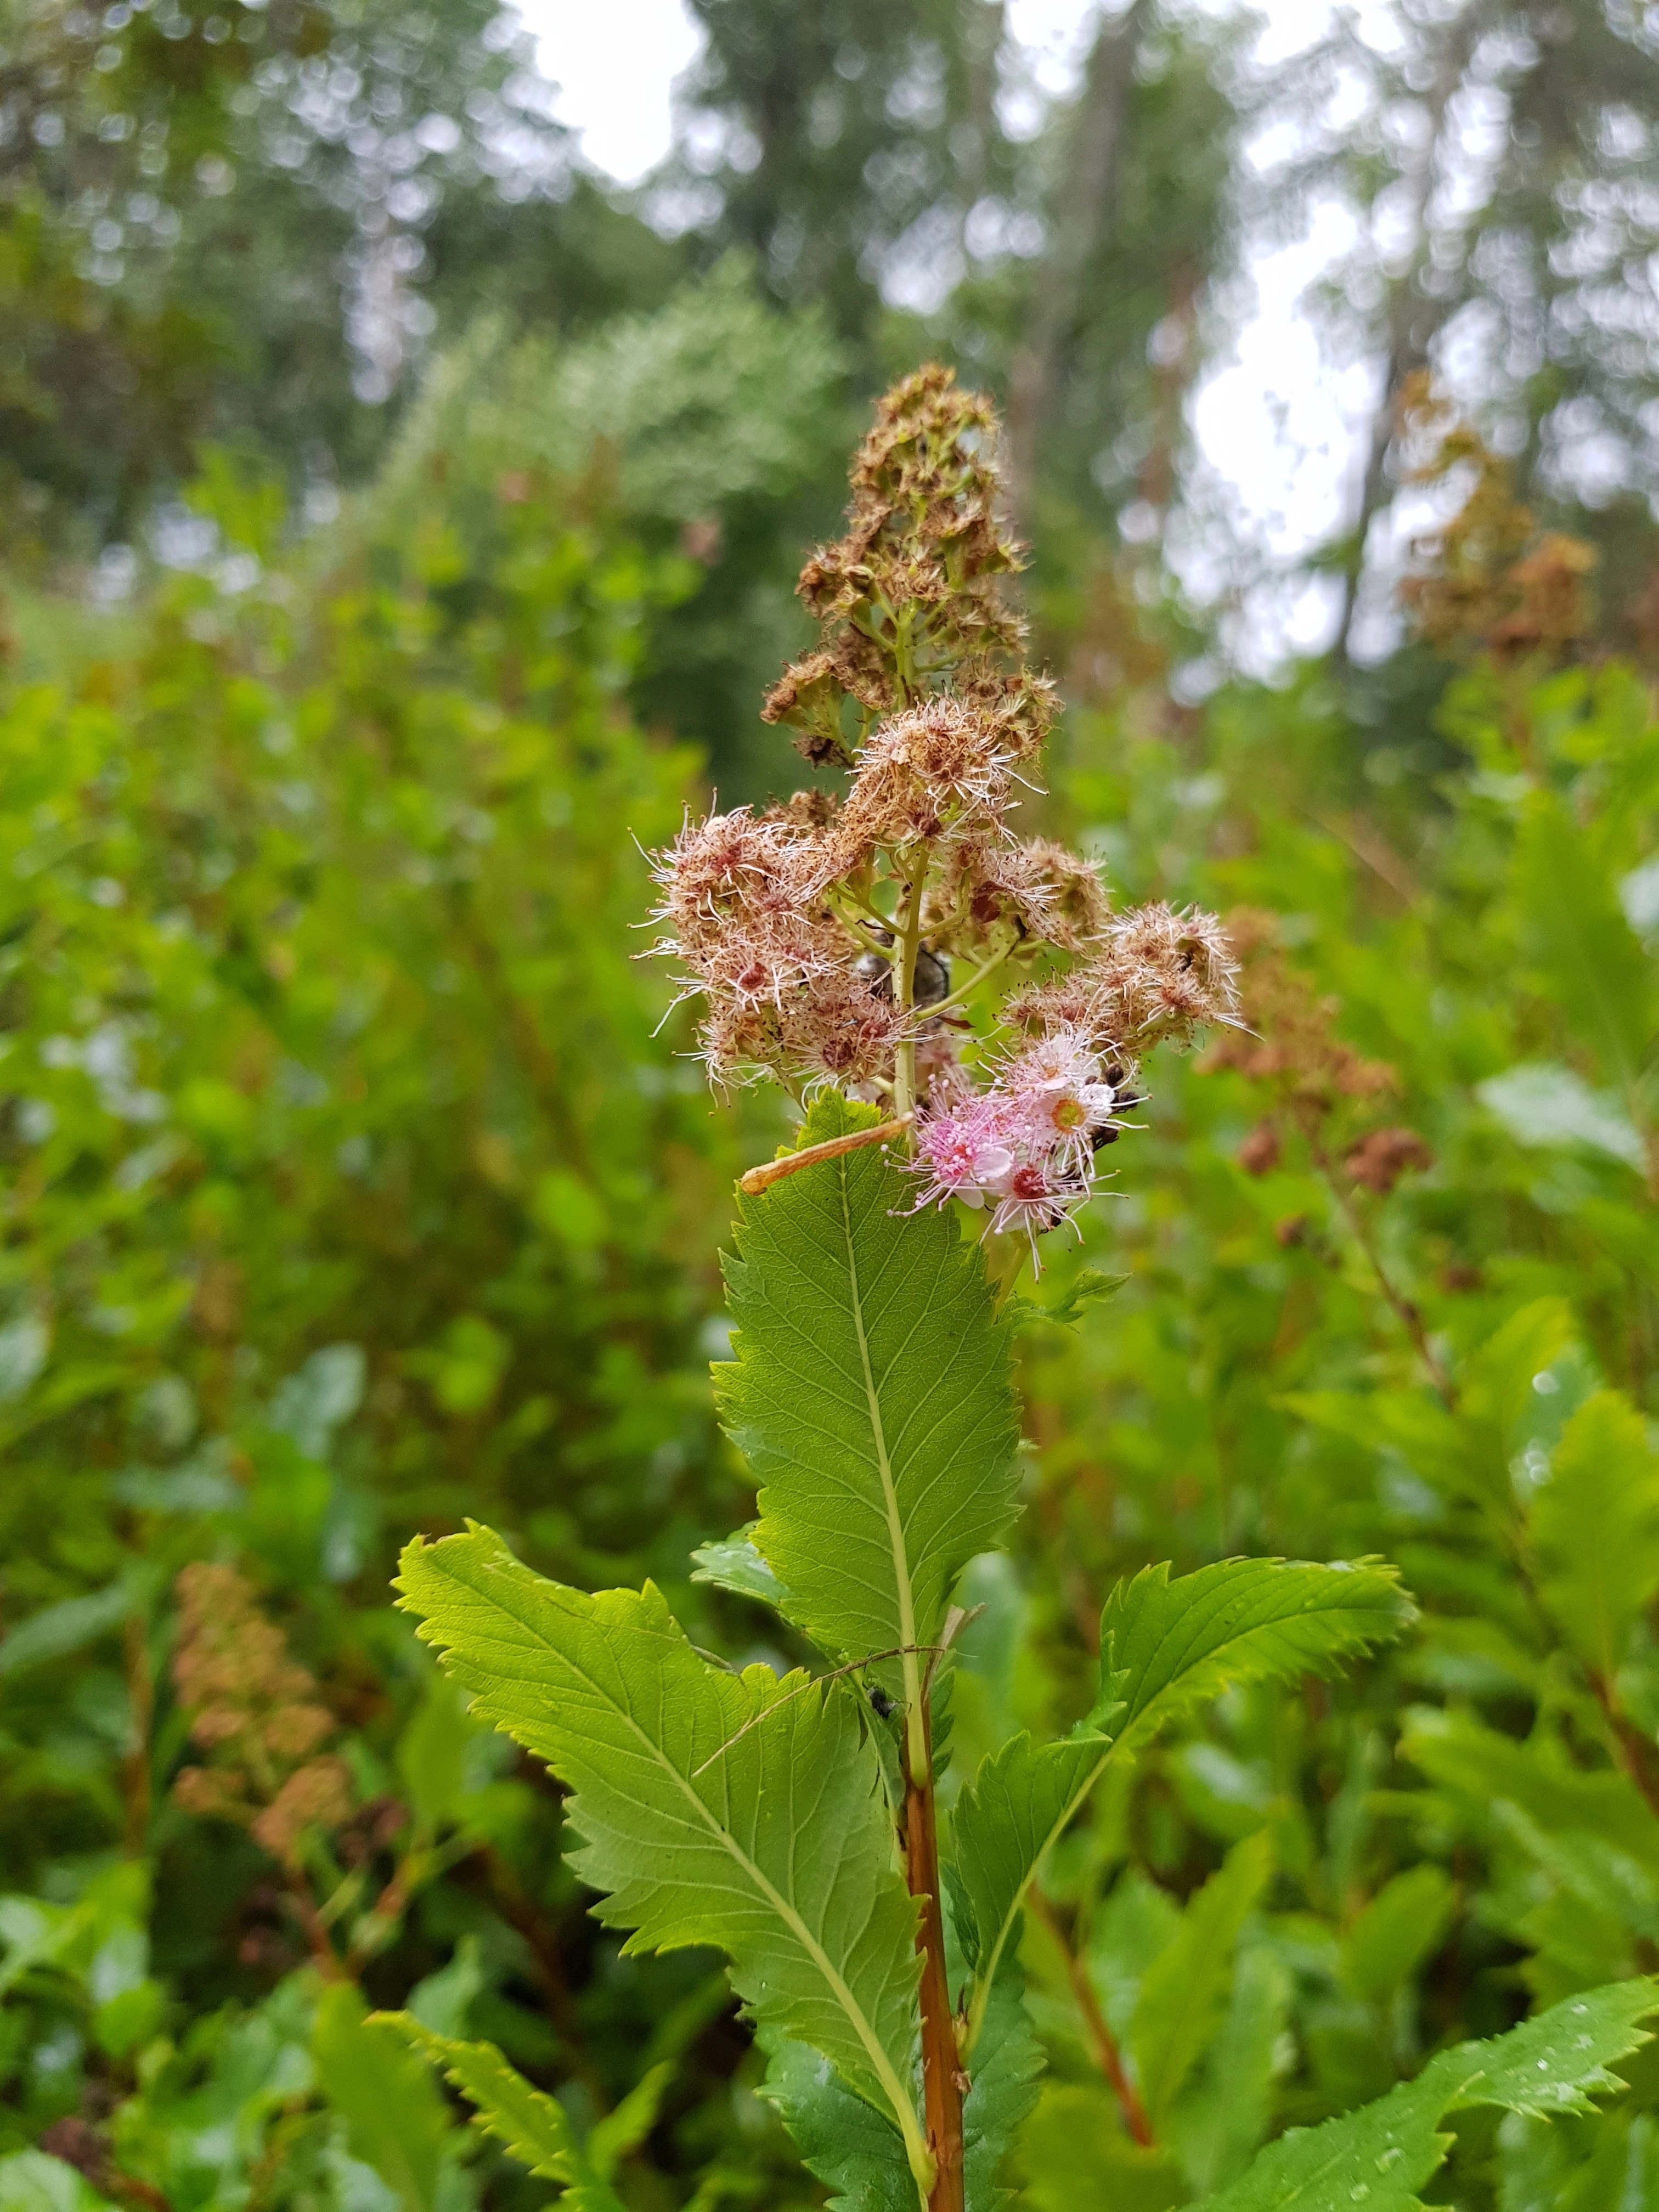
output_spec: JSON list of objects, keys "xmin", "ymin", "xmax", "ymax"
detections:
[
  {"xmin": 1001, "ymin": 970, "xmax": 1103, "ymax": 1038},
  {"xmin": 782, "ymin": 975, "xmax": 908, "ymax": 1090},
  {"xmin": 1019, "ymin": 841, "xmax": 1112, "ymax": 947},
  {"xmin": 934, "ymin": 837, "xmax": 1109, "ymax": 955},
  {"xmin": 1083, "ymin": 902, "xmax": 1240, "ymax": 1049},
  {"xmin": 250, "ymin": 1758, "xmax": 355, "ymax": 1862},
  {"xmin": 1344, "ymin": 1125, "xmax": 1432, "ymax": 1195},
  {"xmin": 766, "ymin": 364, "xmax": 1029, "ymax": 743},
  {"xmin": 170, "ymin": 1561, "xmax": 354, "ymax": 1864},
  {"xmin": 828, "ymin": 697, "xmax": 1020, "ymax": 867},
  {"xmin": 763, "ymin": 787, "xmax": 841, "ymax": 832},
  {"xmin": 1206, "ymin": 933, "xmax": 1395, "ymax": 1110},
  {"xmin": 1238, "ymin": 1120, "xmax": 1282, "ymax": 1176}
]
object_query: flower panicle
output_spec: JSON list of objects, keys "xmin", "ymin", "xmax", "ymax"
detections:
[{"xmin": 645, "ymin": 366, "xmax": 1239, "ymax": 1257}]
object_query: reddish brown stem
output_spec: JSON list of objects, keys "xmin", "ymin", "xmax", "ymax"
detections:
[
  {"xmin": 1029, "ymin": 1888, "xmax": 1154, "ymax": 2148},
  {"xmin": 283, "ymin": 1868, "xmax": 345, "ymax": 1978},
  {"xmin": 1589, "ymin": 1671, "xmax": 1659, "ymax": 1824},
  {"xmin": 1303, "ymin": 1118, "xmax": 1457, "ymax": 1410},
  {"xmin": 904, "ymin": 1710, "xmax": 966, "ymax": 2212}
]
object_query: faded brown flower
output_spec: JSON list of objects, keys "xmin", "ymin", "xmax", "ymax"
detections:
[
  {"xmin": 1344, "ymin": 1126, "xmax": 1434, "ymax": 1196},
  {"xmin": 170, "ymin": 1560, "xmax": 352, "ymax": 1866},
  {"xmin": 1397, "ymin": 373, "xmax": 1596, "ymax": 666}
]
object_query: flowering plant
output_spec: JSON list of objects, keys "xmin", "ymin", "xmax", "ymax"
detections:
[
  {"xmin": 648, "ymin": 365, "xmax": 1238, "ymax": 1259},
  {"xmin": 380, "ymin": 375, "xmax": 1657, "ymax": 2212}
]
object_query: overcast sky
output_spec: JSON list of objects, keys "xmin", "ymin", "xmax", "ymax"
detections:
[{"xmin": 520, "ymin": 0, "xmax": 1373, "ymax": 664}]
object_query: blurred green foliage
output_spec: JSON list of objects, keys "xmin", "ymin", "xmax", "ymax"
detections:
[{"xmin": 2, "ymin": 259, "xmax": 1659, "ymax": 2207}]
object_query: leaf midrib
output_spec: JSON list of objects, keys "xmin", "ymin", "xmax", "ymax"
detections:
[
  {"xmin": 837, "ymin": 1157, "xmax": 924, "ymax": 1725},
  {"xmin": 512, "ymin": 1592, "xmax": 926, "ymax": 2173},
  {"xmin": 964, "ymin": 1741, "xmax": 1111, "ymax": 2055}
]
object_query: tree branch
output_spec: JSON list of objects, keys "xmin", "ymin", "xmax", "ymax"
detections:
[{"xmin": 1007, "ymin": 0, "xmax": 1148, "ymax": 528}]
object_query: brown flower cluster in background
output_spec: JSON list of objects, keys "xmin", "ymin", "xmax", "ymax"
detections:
[
  {"xmin": 1212, "ymin": 912, "xmax": 1432, "ymax": 1201},
  {"xmin": 1396, "ymin": 372, "xmax": 1597, "ymax": 666},
  {"xmin": 171, "ymin": 1561, "xmax": 353, "ymax": 1866}
]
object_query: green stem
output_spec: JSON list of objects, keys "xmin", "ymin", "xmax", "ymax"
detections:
[
  {"xmin": 924, "ymin": 936, "xmax": 1019, "ymax": 1024},
  {"xmin": 892, "ymin": 607, "xmax": 916, "ymax": 704},
  {"xmin": 831, "ymin": 902, "xmax": 895, "ymax": 960},
  {"xmin": 891, "ymin": 844, "xmax": 932, "ymax": 1127}
]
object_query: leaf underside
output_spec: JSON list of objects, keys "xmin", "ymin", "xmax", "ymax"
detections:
[
  {"xmin": 760, "ymin": 1949, "xmax": 1041, "ymax": 2212},
  {"xmin": 394, "ymin": 1526, "xmax": 922, "ymax": 2144},
  {"xmin": 951, "ymin": 1729, "xmax": 1111, "ymax": 2016}
]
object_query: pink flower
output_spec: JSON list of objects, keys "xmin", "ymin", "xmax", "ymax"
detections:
[
  {"xmin": 906, "ymin": 1026, "xmax": 1124, "ymax": 1260},
  {"xmin": 997, "ymin": 1028, "xmax": 1120, "ymax": 1173},
  {"xmin": 988, "ymin": 1159, "xmax": 1085, "ymax": 1255},
  {"xmin": 912, "ymin": 1096, "xmax": 1019, "ymax": 1210}
]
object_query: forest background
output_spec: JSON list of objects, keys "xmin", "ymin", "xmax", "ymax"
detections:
[{"xmin": 3, "ymin": 0, "xmax": 1659, "ymax": 2204}]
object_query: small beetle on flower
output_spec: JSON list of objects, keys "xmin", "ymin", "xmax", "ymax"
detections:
[{"xmin": 646, "ymin": 365, "xmax": 1240, "ymax": 1259}]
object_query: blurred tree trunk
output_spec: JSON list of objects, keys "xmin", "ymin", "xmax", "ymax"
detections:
[
  {"xmin": 1334, "ymin": 3, "xmax": 1483, "ymax": 661},
  {"xmin": 1007, "ymin": 0, "xmax": 1148, "ymax": 531},
  {"xmin": 959, "ymin": 0, "xmax": 1007, "ymax": 211}
]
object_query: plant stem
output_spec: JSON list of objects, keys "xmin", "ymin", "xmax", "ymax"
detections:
[
  {"xmin": 1588, "ymin": 1669, "xmax": 1659, "ymax": 1823},
  {"xmin": 1029, "ymin": 1888, "xmax": 1153, "ymax": 2147},
  {"xmin": 892, "ymin": 844, "xmax": 932, "ymax": 1129},
  {"xmin": 903, "ymin": 1699, "xmax": 966, "ymax": 2212},
  {"xmin": 121, "ymin": 1611, "xmax": 153, "ymax": 1855},
  {"xmin": 924, "ymin": 936, "xmax": 1019, "ymax": 1023},
  {"xmin": 1302, "ymin": 1116, "xmax": 1457, "ymax": 1410}
]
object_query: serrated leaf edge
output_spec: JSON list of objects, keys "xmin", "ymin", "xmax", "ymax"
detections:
[
  {"xmin": 960, "ymin": 1731, "xmax": 1113, "ymax": 2059},
  {"xmin": 396, "ymin": 1531, "xmax": 930, "ymax": 2186}
]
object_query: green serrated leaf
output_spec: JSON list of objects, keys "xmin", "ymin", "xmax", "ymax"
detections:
[
  {"xmin": 716, "ymin": 1092, "xmax": 1020, "ymax": 1729},
  {"xmin": 1402, "ymin": 1707, "xmax": 1659, "ymax": 1869},
  {"xmin": 1477, "ymin": 1062, "xmax": 1646, "ymax": 1170},
  {"xmin": 1098, "ymin": 1559, "xmax": 1414, "ymax": 1751},
  {"xmin": 758, "ymin": 2034, "xmax": 916, "ymax": 2212},
  {"xmin": 587, "ymin": 2058, "xmax": 675, "ymax": 2179},
  {"xmin": 0, "ymin": 2151, "xmax": 117, "ymax": 2212},
  {"xmin": 1530, "ymin": 1390, "xmax": 1659, "ymax": 1681},
  {"xmin": 1517, "ymin": 794, "xmax": 1653, "ymax": 1089},
  {"xmin": 395, "ymin": 1525, "xmax": 928, "ymax": 2178},
  {"xmin": 688, "ymin": 1523, "xmax": 793, "ymax": 1609},
  {"xmin": 1341, "ymin": 1867, "xmax": 1457, "ymax": 2006},
  {"xmin": 1017, "ymin": 2084, "xmax": 1184, "ymax": 2212},
  {"xmin": 952, "ymin": 1729, "xmax": 1114, "ymax": 2056},
  {"xmin": 962, "ymin": 1945, "xmax": 1047, "ymax": 2210},
  {"xmin": 1459, "ymin": 1297, "xmax": 1578, "ymax": 1444},
  {"xmin": 376, "ymin": 2015, "xmax": 624, "ymax": 2210},
  {"xmin": 1175, "ymin": 1944, "xmax": 1292, "ymax": 2194},
  {"xmin": 1493, "ymin": 1798, "xmax": 1659, "ymax": 1943},
  {"xmin": 761, "ymin": 1951, "xmax": 1042, "ymax": 2212},
  {"xmin": 1132, "ymin": 1830, "xmax": 1273, "ymax": 2132},
  {"xmin": 1193, "ymin": 1978, "xmax": 1659, "ymax": 2212},
  {"xmin": 312, "ymin": 1985, "xmax": 454, "ymax": 2212},
  {"xmin": 1442, "ymin": 1978, "xmax": 1658, "ymax": 2115}
]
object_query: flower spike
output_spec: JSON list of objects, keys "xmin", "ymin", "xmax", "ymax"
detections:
[{"xmin": 650, "ymin": 366, "xmax": 1238, "ymax": 1260}]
